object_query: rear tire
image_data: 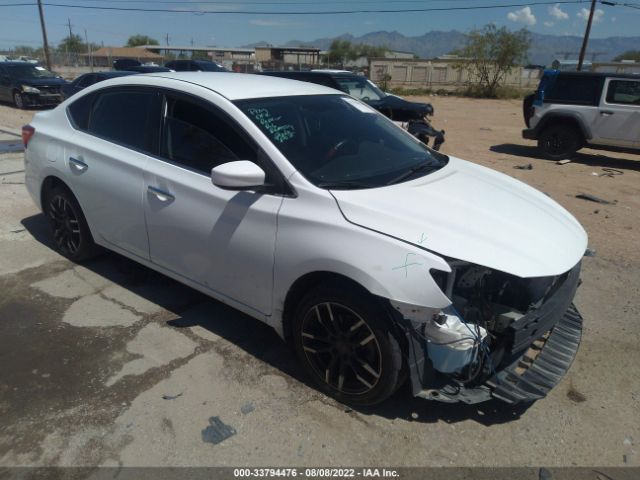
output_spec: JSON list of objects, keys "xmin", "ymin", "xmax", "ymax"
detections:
[
  {"xmin": 292, "ymin": 283, "xmax": 404, "ymax": 406},
  {"xmin": 538, "ymin": 124, "xmax": 582, "ymax": 160},
  {"xmin": 43, "ymin": 185, "xmax": 100, "ymax": 262}
]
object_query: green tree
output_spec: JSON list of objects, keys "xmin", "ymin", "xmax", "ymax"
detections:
[
  {"xmin": 613, "ymin": 50, "xmax": 640, "ymax": 62},
  {"xmin": 125, "ymin": 35, "xmax": 159, "ymax": 47},
  {"xmin": 57, "ymin": 34, "xmax": 86, "ymax": 54},
  {"xmin": 458, "ymin": 24, "xmax": 531, "ymax": 98}
]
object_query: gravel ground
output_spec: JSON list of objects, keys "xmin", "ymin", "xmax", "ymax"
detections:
[{"xmin": 0, "ymin": 97, "xmax": 638, "ymax": 469}]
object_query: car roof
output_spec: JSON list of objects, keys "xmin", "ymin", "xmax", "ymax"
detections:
[
  {"xmin": 109, "ymin": 71, "xmax": 339, "ymax": 100},
  {"xmin": 2, "ymin": 61, "xmax": 42, "ymax": 66},
  {"xmin": 552, "ymin": 70, "xmax": 640, "ymax": 80}
]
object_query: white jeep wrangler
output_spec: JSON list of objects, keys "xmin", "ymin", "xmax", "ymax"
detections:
[{"xmin": 522, "ymin": 70, "xmax": 640, "ymax": 159}]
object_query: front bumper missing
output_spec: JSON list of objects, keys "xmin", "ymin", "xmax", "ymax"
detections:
[{"xmin": 403, "ymin": 263, "xmax": 583, "ymax": 405}]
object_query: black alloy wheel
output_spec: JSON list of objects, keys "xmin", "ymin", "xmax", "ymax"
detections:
[
  {"xmin": 293, "ymin": 284, "xmax": 404, "ymax": 406},
  {"xmin": 538, "ymin": 125, "xmax": 581, "ymax": 160},
  {"xmin": 44, "ymin": 186, "xmax": 99, "ymax": 261},
  {"xmin": 301, "ymin": 302, "xmax": 383, "ymax": 395}
]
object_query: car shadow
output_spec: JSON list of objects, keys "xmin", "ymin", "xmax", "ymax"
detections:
[
  {"xmin": 21, "ymin": 212, "xmax": 531, "ymax": 426},
  {"xmin": 490, "ymin": 143, "xmax": 640, "ymax": 172}
]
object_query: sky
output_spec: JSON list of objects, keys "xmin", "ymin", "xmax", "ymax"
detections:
[{"xmin": 0, "ymin": 0, "xmax": 638, "ymax": 51}]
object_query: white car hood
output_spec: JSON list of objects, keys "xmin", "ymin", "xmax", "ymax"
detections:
[{"xmin": 331, "ymin": 157, "xmax": 587, "ymax": 278}]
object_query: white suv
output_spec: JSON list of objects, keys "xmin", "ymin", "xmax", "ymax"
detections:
[
  {"xmin": 523, "ymin": 71, "xmax": 640, "ymax": 159},
  {"xmin": 24, "ymin": 72, "xmax": 587, "ymax": 406}
]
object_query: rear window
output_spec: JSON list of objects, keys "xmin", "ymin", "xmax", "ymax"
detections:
[
  {"xmin": 87, "ymin": 90, "xmax": 159, "ymax": 153},
  {"xmin": 544, "ymin": 75, "xmax": 604, "ymax": 105}
]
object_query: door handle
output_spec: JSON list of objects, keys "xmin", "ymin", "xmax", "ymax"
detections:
[
  {"xmin": 69, "ymin": 156, "xmax": 88, "ymax": 172},
  {"xmin": 600, "ymin": 111, "xmax": 614, "ymax": 116},
  {"xmin": 147, "ymin": 185, "xmax": 175, "ymax": 202}
]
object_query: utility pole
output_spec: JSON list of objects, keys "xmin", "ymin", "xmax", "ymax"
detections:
[
  {"xmin": 36, "ymin": 0, "xmax": 52, "ymax": 71},
  {"xmin": 85, "ymin": 29, "xmax": 93, "ymax": 72},
  {"xmin": 577, "ymin": 0, "xmax": 596, "ymax": 71}
]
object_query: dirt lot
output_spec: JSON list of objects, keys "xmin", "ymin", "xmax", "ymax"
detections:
[{"xmin": 0, "ymin": 96, "xmax": 639, "ymax": 469}]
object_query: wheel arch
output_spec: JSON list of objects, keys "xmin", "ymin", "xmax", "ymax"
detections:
[
  {"xmin": 281, "ymin": 271, "xmax": 372, "ymax": 343},
  {"xmin": 537, "ymin": 112, "xmax": 591, "ymax": 141},
  {"xmin": 40, "ymin": 175, "xmax": 74, "ymax": 211}
]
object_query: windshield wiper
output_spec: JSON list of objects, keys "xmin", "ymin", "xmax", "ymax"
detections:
[
  {"xmin": 316, "ymin": 181, "xmax": 372, "ymax": 190},
  {"xmin": 385, "ymin": 162, "xmax": 437, "ymax": 186}
]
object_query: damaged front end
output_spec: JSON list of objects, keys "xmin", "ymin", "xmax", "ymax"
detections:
[{"xmin": 392, "ymin": 259, "xmax": 583, "ymax": 404}]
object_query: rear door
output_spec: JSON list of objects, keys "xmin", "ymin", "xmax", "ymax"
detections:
[
  {"xmin": 143, "ymin": 91, "xmax": 284, "ymax": 315},
  {"xmin": 66, "ymin": 86, "xmax": 161, "ymax": 259},
  {"xmin": 592, "ymin": 78, "xmax": 640, "ymax": 147}
]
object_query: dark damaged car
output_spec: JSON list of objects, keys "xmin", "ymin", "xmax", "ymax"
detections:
[{"xmin": 0, "ymin": 62, "xmax": 67, "ymax": 108}]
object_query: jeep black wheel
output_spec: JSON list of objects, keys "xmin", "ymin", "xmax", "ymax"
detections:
[
  {"xmin": 292, "ymin": 284, "xmax": 403, "ymax": 406},
  {"xmin": 538, "ymin": 125, "xmax": 582, "ymax": 160},
  {"xmin": 44, "ymin": 186, "xmax": 100, "ymax": 262}
]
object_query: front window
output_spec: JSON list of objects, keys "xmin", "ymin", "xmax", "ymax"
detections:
[
  {"xmin": 7, "ymin": 65, "xmax": 58, "ymax": 79},
  {"xmin": 235, "ymin": 95, "xmax": 448, "ymax": 189}
]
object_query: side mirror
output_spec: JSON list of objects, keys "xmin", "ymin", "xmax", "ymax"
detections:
[{"xmin": 211, "ymin": 160, "xmax": 266, "ymax": 191}]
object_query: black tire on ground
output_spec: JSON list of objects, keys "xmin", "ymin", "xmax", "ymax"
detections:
[
  {"xmin": 292, "ymin": 283, "xmax": 404, "ymax": 406},
  {"xmin": 13, "ymin": 91, "xmax": 25, "ymax": 109},
  {"xmin": 537, "ymin": 124, "xmax": 583, "ymax": 160},
  {"xmin": 43, "ymin": 185, "xmax": 100, "ymax": 262}
]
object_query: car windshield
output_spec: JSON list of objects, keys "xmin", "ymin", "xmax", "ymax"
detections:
[
  {"xmin": 235, "ymin": 95, "xmax": 448, "ymax": 189},
  {"xmin": 7, "ymin": 64, "xmax": 57, "ymax": 79},
  {"xmin": 334, "ymin": 77, "xmax": 385, "ymax": 101}
]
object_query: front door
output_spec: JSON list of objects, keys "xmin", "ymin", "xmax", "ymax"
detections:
[
  {"xmin": 592, "ymin": 78, "xmax": 640, "ymax": 147},
  {"xmin": 143, "ymin": 92, "xmax": 283, "ymax": 315}
]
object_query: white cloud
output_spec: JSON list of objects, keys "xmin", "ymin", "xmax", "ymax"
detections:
[
  {"xmin": 544, "ymin": 21, "xmax": 554, "ymax": 27},
  {"xmin": 548, "ymin": 4, "xmax": 569, "ymax": 21},
  {"xmin": 507, "ymin": 6, "xmax": 537, "ymax": 26},
  {"xmin": 577, "ymin": 8, "xmax": 605, "ymax": 23}
]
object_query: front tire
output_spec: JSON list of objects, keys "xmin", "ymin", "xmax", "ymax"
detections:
[
  {"xmin": 13, "ymin": 91, "xmax": 25, "ymax": 109},
  {"xmin": 292, "ymin": 284, "xmax": 404, "ymax": 406},
  {"xmin": 43, "ymin": 186, "xmax": 100, "ymax": 262},
  {"xmin": 538, "ymin": 124, "xmax": 582, "ymax": 160}
]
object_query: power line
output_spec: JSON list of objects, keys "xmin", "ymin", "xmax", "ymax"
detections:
[{"xmin": 29, "ymin": 1, "xmax": 591, "ymax": 15}]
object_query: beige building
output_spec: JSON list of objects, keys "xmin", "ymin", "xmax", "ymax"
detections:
[{"xmin": 370, "ymin": 57, "xmax": 542, "ymax": 90}]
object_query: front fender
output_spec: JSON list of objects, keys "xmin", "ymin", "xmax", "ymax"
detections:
[{"xmin": 272, "ymin": 191, "xmax": 452, "ymax": 333}]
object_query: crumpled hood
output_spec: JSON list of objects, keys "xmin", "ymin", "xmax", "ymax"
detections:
[{"xmin": 331, "ymin": 157, "xmax": 587, "ymax": 278}]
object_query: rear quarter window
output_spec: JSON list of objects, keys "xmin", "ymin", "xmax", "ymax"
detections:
[{"xmin": 67, "ymin": 92, "xmax": 95, "ymax": 131}]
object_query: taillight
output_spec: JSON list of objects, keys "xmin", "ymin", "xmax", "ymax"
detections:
[{"xmin": 22, "ymin": 124, "xmax": 35, "ymax": 148}]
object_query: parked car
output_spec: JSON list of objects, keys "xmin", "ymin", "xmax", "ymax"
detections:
[
  {"xmin": 0, "ymin": 62, "xmax": 66, "ymax": 108},
  {"xmin": 112, "ymin": 59, "xmax": 173, "ymax": 73},
  {"xmin": 259, "ymin": 69, "xmax": 445, "ymax": 150},
  {"xmin": 62, "ymin": 71, "xmax": 137, "ymax": 100},
  {"xmin": 164, "ymin": 59, "xmax": 228, "ymax": 72},
  {"xmin": 23, "ymin": 72, "xmax": 587, "ymax": 406},
  {"xmin": 523, "ymin": 70, "xmax": 640, "ymax": 159}
]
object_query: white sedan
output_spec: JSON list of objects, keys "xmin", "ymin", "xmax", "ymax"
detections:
[{"xmin": 23, "ymin": 72, "xmax": 587, "ymax": 406}]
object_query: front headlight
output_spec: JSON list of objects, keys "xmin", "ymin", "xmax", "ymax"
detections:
[{"xmin": 21, "ymin": 85, "xmax": 40, "ymax": 94}]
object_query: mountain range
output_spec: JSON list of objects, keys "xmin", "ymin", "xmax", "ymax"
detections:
[{"xmin": 245, "ymin": 30, "xmax": 640, "ymax": 65}]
